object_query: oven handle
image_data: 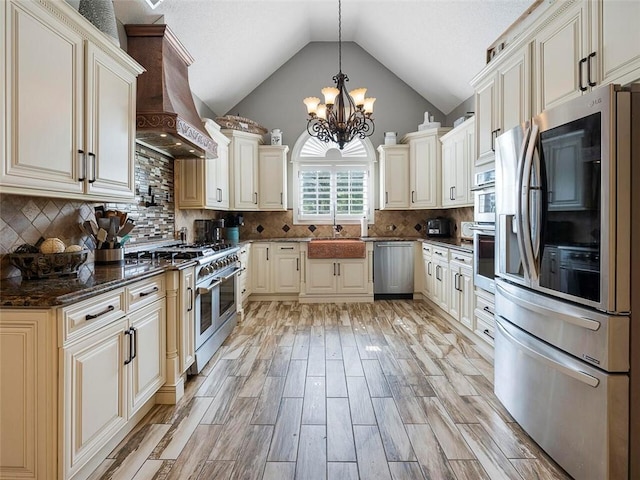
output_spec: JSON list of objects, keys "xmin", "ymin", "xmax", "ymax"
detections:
[
  {"xmin": 214, "ymin": 266, "xmax": 242, "ymax": 283},
  {"xmin": 496, "ymin": 283, "xmax": 600, "ymax": 331},
  {"xmin": 496, "ymin": 318, "xmax": 600, "ymax": 388},
  {"xmin": 197, "ymin": 281, "xmax": 222, "ymax": 295}
]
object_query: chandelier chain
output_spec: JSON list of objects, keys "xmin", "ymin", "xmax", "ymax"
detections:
[{"xmin": 338, "ymin": 0, "xmax": 342, "ymax": 73}]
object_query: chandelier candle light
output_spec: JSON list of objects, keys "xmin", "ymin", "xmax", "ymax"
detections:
[{"xmin": 303, "ymin": 0, "xmax": 375, "ymax": 149}]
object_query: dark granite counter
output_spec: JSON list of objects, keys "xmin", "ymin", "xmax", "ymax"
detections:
[
  {"xmin": 421, "ymin": 237, "xmax": 474, "ymax": 253},
  {"xmin": 0, "ymin": 258, "xmax": 195, "ymax": 308}
]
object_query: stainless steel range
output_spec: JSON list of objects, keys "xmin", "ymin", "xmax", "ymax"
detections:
[{"xmin": 152, "ymin": 243, "xmax": 241, "ymax": 374}]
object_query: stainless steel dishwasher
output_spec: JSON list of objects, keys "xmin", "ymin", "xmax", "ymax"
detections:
[{"xmin": 373, "ymin": 241, "xmax": 414, "ymax": 297}]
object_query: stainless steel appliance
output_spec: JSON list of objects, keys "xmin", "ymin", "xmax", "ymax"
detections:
[
  {"xmin": 472, "ymin": 169, "xmax": 496, "ymax": 224},
  {"xmin": 494, "ymin": 84, "xmax": 637, "ymax": 480},
  {"xmin": 155, "ymin": 243, "xmax": 241, "ymax": 374},
  {"xmin": 194, "ymin": 219, "xmax": 225, "ymax": 244},
  {"xmin": 426, "ymin": 217, "xmax": 451, "ymax": 237},
  {"xmin": 373, "ymin": 241, "xmax": 414, "ymax": 297},
  {"xmin": 471, "ymin": 223, "xmax": 495, "ymax": 293}
]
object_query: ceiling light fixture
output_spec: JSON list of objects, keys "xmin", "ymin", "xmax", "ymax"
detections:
[{"xmin": 303, "ymin": 0, "xmax": 375, "ymax": 150}]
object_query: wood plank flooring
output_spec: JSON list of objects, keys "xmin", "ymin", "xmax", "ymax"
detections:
[{"xmin": 90, "ymin": 300, "xmax": 571, "ymax": 480}]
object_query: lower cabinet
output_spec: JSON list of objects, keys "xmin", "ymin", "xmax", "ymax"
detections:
[
  {"xmin": 431, "ymin": 246, "xmax": 450, "ymax": 311},
  {"xmin": 474, "ymin": 287, "xmax": 496, "ymax": 346},
  {"xmin": 0, "ymin": 274, "xmax": 168, "ymax": 480},
  {"xmin": 236, "ymin": 243, "xmax": 251, "ymax": 319},
  {"xmin": 251, "ymin": 243, "xmax": 300, "ymax": 296},
  {"xmin": 449, "ymin": 252, "xmax": 474, "ymax": 330}
]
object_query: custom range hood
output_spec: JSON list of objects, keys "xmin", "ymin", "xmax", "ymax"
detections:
[{"xmin": 125, "ymin": 24, "xmax": 217, "ymax": 159}]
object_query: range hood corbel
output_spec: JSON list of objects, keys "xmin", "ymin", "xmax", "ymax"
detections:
[{"xmin": 124, "ymin": 24, "xmax": 217, "ymax": 159}]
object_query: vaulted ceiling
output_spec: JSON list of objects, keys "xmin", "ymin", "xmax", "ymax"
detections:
[{"xmin": 113, "ymin": 0, "xmax": 533, "ymax": 116}]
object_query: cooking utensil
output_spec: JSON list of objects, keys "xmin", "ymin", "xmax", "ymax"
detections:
[
  {"xmin": 95, "ymin": 206, "xmax": 105, "ymax": 219},
  {"xmin": 96, "ymin": 228, "xmax": 108, "ymax": 249},
  {"xmin": 98, "ymin": 218, "xmax": 111, "ymax": 231},
  {"xmin": 108, "ymin": 218, "xmax": 119, "ymax": 245},
  {"xmin": 117, "ymin": 211, "xmax": 127, "ymax": 227},
  {"xmin": 89, "ymin": 220, "xmax": 99, "ymax": 236},
  {"xmin": 117, "ymin": 219, "xmax": 135, "ymax": 237}
]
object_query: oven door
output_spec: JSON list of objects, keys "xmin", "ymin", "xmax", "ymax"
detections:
[
  {"xmin": 472, "ymin": 225, "xmax": 496, "ymax": 293},
  {"xmin": 473, "ymin": 186, "xmax": 496, "ymax": 223},
  {"xmin": 215, "ymin": 264, "xmax": 240, "ymax": 328},
  {"xmin": 195, "ymin": 276, "xmax": 221, "ymax": 349}
]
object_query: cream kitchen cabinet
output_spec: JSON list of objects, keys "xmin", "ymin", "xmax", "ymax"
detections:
[
  {"xmin": 0, "ymin": 0, "xmax": 143, "ymax": 201},
  {"xmin": 431, "ymin": 246, "xmax": 450, "ymax": 311},
  {"xmin": 305, "ymin": 258, "xmax": 369, "ymax": 296},
  {"xmin": 226, "ymin": 129, "xmax": 262, "ymax": 210},
  {"xmin": 378, "ymin": 144, "xmax": 410, "ymax": 209},
  {"xmin": 472, "ymin": 44, "xmax": 531, "ymax": 168},
  {"xmin": 401, "ymin": 128, "xmax": 451, "ymax": 209},
  {"xmin": 0, "ymin": 274, "xmax": 167, "ymax": 480},
  {"xmin": 534, "ymin": 0, "xmax": 640, "ymax": 113},
  {"xmin": 474, "ymin": 287, "xmax": 496, "ymax": 346},
  {"xmin": 449, "ymin": 252, "xmax": 474, "ymax": 330},
  {"xmin": 441, "ymin": 117, "xmax": 474, "ymax": 207},
  {"xmin": 421, "ymin": 243, "xmax": 435, "ymax": 299},
  {"xmin": 251, "ymin": 242, "xmax": 300, "ymax": 295},
  {"xmin": 236, "ymin": 243, "xmax": 251, "ymax": 319},
  {"xmin": 175, "ymin": 124, "xmax": 231, "ymax": 210},
  {"xmin": 258, "ymin": 146, "xmax": 289, "ymax": 210}
]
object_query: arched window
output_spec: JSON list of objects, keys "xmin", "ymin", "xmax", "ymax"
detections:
[{"xmin": 291, "ymin": 134, "xmax": 376, "ymax": 225}]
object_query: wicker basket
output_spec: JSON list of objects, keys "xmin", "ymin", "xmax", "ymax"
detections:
[{"xmin": 9, "ymin": 250, "xmax": 89, "ymax": 279}]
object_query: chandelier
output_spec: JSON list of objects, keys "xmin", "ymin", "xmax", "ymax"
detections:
[{"xmin": 303, "ymin": 0, "xmax": 375, "ymax": 150}]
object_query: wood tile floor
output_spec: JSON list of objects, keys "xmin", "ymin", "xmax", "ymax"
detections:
[{"xmin": 90, "ymin": 300, "xmax": 571, "ymax": 480}]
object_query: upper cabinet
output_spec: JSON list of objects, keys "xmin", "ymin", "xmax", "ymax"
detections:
[
  {"xmin": 535, "ymin": 0, "xmax": 640, "ymax": 113},
  {"xmin": 258, "ymin": 146, "xmax": 288, "ymax": 211},
  {"xmin": 225, "ymin": 129, "xmax": 262, "ymax": 211},
  {"xmin": 175, "ymin": 123, "xmax": 231, "ymax": 210},
  {"xmin": 378, "ymin": 144, "xmax": 410, "ymax": 209},
  {"xmin": 472, "ymin": 44, "xmax": 531, "ymax": 168},
  {"xmin": 0, "ymin": 0, "xmax": 143, "ymax": 201},
  {"xmin": 441, "ymin": 117, "xmax": 474, "ymax": 207},
  {"xmin": 402, "ymin": 128, "xmax": 451, "ymax": 209}
]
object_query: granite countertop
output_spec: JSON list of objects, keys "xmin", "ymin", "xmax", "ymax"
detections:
[
  {"xmin": 421, "ymin": 237, "xmax": 474, "ymax": 253},
  {"xmin": 0, "ymin": 258, "xmax": 195, "ymax": 308}
]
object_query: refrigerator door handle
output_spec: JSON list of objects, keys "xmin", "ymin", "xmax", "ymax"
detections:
[
  {"xmin": 496, "ymin": 319, "xmax": 600, "ymax": 388},
  {"xmin": 515, "ymin": 125, "xmax": 532, "ymax": 280},
  {"xmin": 496, "ymin": 283, "xmax": 601, "ymax": 331},
  {"xmin": 520, "ymin": 123, "xmax": 539, "ymax": 279}
]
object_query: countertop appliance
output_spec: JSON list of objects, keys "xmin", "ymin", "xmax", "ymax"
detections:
[
  {"xmin": 493, "ymin": 84, "xmax": 638, "ymax": 480},
  {"xmin": 373, "ymin": 241, "xmax": 414, "ymax": 297},
  {"xmin": 426, "ymin": 217, "xmax": 451, "ymax": 237},
  {"xmin": 154, "ymin": 242, "xmax": 241, "ymax": 374}
]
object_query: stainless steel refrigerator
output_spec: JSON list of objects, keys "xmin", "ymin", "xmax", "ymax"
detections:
[{"xmin": 493, "ymin": 84, "xmax": 639, "ymax": 480}]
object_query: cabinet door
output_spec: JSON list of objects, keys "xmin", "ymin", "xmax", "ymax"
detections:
[
  {"xmin": 272, "ymin": 245, "xmax": 300, "ymax": 293},
  {"xmin": 535, "ymin": 1, "xmax": 589, "ymax": 112},
  {"xmin": 593, "ymin": 0, "xmax": 640, "ymax": 86},
  {"xmin": 474, "ymin": 74, "xmax": 497, "ymax": 166},
  {"xmin": 258, "ymin": 147, "xmax": 287, "ymax": 210},
  {"xmin": 251, "ymin": 244, "xmax": 271, "ymax": 293},
  {"xmin": 62, "ymin": 318, "xmax": 128, "ymax": 479},
  {"xmin": 459, "ymin": 265, "xmax": 474, "ymax": 329},
  {"xmin": 85, "ymin": 43, "xmax": 136, "ymax": 200},
  {"xmin": 205, "ymin": 157, "xmax": 219, "ymax": 207},
  {"xmin": 233, "ymin": 137, "xmax": 259, "ymax": 210},
  {"xmin": 306, "ymin": 259, "xmax": 337, "ymax": 295},
  {"xmin": 441, "ymin": 139, "xmax": 457, "ymax": 207},
  {"xmin": 2, "ymin": 0, "xmax": 85, "ymax": 196},
  {"xmin": 379, "ymin": 146, "xmax": 410, "ymax": 209},
  {"xmin": 337, "ymin": 259, "xmax": 368, "ymax": 295},
  {"xmin": 423, "ymin": 255, "xmax": 434, "ymax": 298},
  {"xmin": 129, "ymin": 300, "xmax": 166, "ymax": 415},
  {"xmin": 215, "ymin": 146, "xmax": 230, "ymax": 209},
  {"xmin": 498, "ymin": 46, "xmax": 531, "ymax": 135},
  {"xmin": 449, "ymin": 266, "xmax": 462, "ymax": 320},
  {"xmin": 180, "ymin": 268, "xmax": 196, "ymax": 373},
  {"xmin": 176, "ymin": 159, "xmax": 205, "ymax": 208},
  {"xmin": 410, "ymin": 136, "xmax": 439, "ymax": 208}
]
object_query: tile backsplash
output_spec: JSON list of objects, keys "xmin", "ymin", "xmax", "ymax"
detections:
[{"xmin": 0, "ymin": 146, "xmax": 178, "ymax": 278}]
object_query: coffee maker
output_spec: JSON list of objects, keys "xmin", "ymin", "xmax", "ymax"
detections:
[{"xmin": 194, "ymin": 219, "xmax": 225, "ymax": 244}]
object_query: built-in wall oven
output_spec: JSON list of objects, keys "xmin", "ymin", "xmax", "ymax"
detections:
[{"xmin": 472, "ymin": 169, "xmax": 496, "ymax": 293}]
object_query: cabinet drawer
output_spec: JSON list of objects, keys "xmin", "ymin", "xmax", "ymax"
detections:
[
  {"xmin": 60, "ymin": 288, "xmax": 126, "ymax": 345},
  {"xmin": 475, "ymin": 293, "xmax": 495, "ymax": 318},
  {"xmin": 126, "ymin": 275, "xmax": 166, "ymax": 312},
  {"xmin": 421, "ymin": 243, "xmax": 433, "ymax": 257},
  {"xmin": 273, "ymin": 243, "xmax": 299, "ymax": 253},
  {"xmin": 475, "ymin": 313, "xmax": 495, "ymax": 345},
  {"xmin": 449, "ymin": 251, "xmax": 472, "ymax": 266},
  {"xmin": 432, "ymin": 246, "xmax": 449, "ymax": 261}
]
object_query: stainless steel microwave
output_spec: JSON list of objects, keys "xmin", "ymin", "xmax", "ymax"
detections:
[{"xmin": 472, "ymin": 169, "xmax": 495, "ymax": 224}]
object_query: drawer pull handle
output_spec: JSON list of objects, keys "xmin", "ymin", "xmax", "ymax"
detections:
[
  {"xmin": 454, "ymin": 257, "xmax": 466, "ymax": 262},
  {"xmin": 483, "ymin": 306, "xmax": 494, "ymax": 316},
  {"xmin": 483, "ymin": 328, "xmax": 494, "ymax": 340},
  {"xmin": 85, "ymin": 305, "xmax": 115, "ymax": 320},
  {"xmin": 139, "ymin": 286, "xmax": 159, "ymax": 297},
  {"xmin": 281, "ymin": 247, "xmax": 295, "ymax": 250},
  {"xmin": 435, "ymin": 251, "xmax": 443, "ymax": 256}
]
